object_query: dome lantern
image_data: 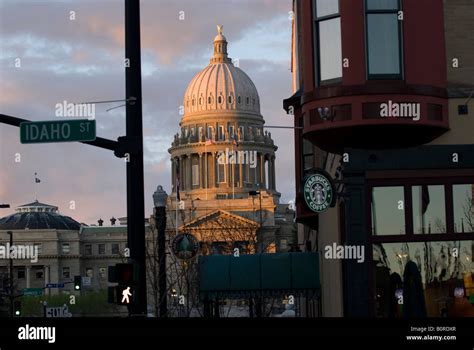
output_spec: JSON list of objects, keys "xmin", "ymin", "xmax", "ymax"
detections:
[{"xmin": 211, "ymin": 25, "xmax": 232, "ymax": 64}]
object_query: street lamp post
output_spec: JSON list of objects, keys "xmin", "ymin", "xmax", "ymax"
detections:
[{"xmin": 153, "ymin": 185, "xmax": 168, "ymax": 318}]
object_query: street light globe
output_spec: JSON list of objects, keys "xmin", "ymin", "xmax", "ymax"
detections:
[{"xmin": 153, "ymin": 185, "xmax": 168, "ymax": 208}]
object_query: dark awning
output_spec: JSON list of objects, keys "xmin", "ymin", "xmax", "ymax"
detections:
[{"xmin": 199, "ymin": 252, "xmax": 320, "ymax": 300}]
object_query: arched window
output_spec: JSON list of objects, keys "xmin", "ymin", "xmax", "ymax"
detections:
[
  {"xmin": 228, "ymin": 95, "xmax": 233, "ymax": 104},
  {"xmin": 199, "ymin": 97, "xmax": 202, "ymax": 105},
  {"xmin": 208, "ymin": 96, "xmax": 212, "ymax": 104},
  {"xmin": 218, "ymin": 96, "xmax": 222, "ymax": 104},
  {"xmin": 246, "ymin": 97, "xmax": 250, "ymax": 104},
  {"xmin": 192, "ymin": 99, "xmax": 195, "ymax": 106},
  {"xmin": 237, "ymin": 96, "xmax": 241, "ymax": 104}
]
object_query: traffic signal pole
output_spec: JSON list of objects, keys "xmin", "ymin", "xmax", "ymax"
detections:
[
  {"xmin": 0, "ymin": 0, "xmax": 148, "ymax": 317},
  {"xmin": 124, "ymin": 0, "xmax": 147, "ymax": 317}
]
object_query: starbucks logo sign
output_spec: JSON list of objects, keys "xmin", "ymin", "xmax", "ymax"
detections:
[{"xmin": 303, "ymin": 173, "xmax": 334, "ymax": 213}]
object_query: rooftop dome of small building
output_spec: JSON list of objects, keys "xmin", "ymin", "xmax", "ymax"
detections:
[
  {"xmin": 182, "ymin": 25, "xmax": 262, "ymax": 121},
  {"xmin": 0, "ymin": 200, "xmax": 82, "ymax": 230}
]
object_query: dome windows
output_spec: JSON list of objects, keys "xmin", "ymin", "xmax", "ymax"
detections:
[
  {"xmin": 218, "ymin": 96, "xmax": 223, "ymax": 104},
  {"xmin": 208, "ymin": 96, "xmax": 212, "ymax": 104},
  {"xmin": 237, "ymin": 96, "xmax": 241, "ymax": 104},
  {"xmin": 246, "ymin": 97, "xmax": 250, "ymax": 105},
  {"xmin": 228, "ymin": 95, "xmax": 233, "ymax": 104},
  {"xmin": 199, "ymin": 97, "xmax": 202, "ymax": 105}
]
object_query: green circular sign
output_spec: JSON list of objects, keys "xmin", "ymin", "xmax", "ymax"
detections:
[
  {"xmin": 172, "ymin": 233, "xmax": 199, "ymax": 260},
  {"xmin": 303, "ymin": 173, "xmax": 333, "ymax": 213}
]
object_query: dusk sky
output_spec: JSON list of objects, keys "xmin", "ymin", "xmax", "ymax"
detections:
[{"xmin": 0, "ymin": 0, "xmax": 294, "ymax": 224}]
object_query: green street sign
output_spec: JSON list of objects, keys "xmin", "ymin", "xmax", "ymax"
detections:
[
  {"xmin": 20, "ymin": 119, "xmax": 96, "ymax": 144},
  {"xmin": 22, "ymin": 288, "xmax": 43, "ymax": 296}
]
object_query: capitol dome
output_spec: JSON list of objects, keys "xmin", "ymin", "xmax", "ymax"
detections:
[
  {"xmin": 182, "ymin": 25, "xmax": 261, "ymax": 120},
  {"xmin": 0, "ymin": 200, "xmax": 82, "ymax": 230},
  {"xmin": 169, "ymin": 25, "xmax": 279, "ymax": 203}
]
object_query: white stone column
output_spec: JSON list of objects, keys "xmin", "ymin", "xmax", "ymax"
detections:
[
  {"xmin": 239, "ymin": 158, "xmax": 243, "ymax": 188},
  {"xmin": 272, "ymin": 155, "xmax": 276, "ymax": 190},
  {"xmin": 199, "ymin": 153, "xmax": 203, "ymax": 189},
  {"xmin": 186, "ymin": 154, "xmax": 192, "ymax": 190}
]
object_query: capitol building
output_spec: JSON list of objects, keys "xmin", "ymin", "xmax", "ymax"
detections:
[
  {"xmin": 0, "ymin": 26, "xmax": 296, "ymax": 317},
  {"xmin": 167, "ymin": 26, "xmax": 292, "ymax": 254}
]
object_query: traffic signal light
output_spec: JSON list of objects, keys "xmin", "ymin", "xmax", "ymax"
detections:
[
  {"xmin": 116, "ymin": 263, "xmax": 139, "ymax": 285},
  {"xmin": 14, "ymin": 300, "xmax": 21, "ymax": 316},
  {"xmin": 107, "ymin": 263, "xmax": 139, "ymax": 305},
  {"xmin": 74, "ymin": 275, "xmax": 82, "ymax": 291}
]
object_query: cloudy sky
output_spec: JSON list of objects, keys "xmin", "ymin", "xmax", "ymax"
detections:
[{"xmin": 0, "ymin": 0, "xmax": 294, "ymax": 224}]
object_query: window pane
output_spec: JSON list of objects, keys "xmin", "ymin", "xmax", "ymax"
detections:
[
  {"xmin": 192, "ymin": 164, "xmax": 199, "ymax": 186},
  {"xmin": 62, "ymin": 243, "xmax": 70, "ymax": 254},
  {"xmin": 371, "ymin": 187, "xmax": 405, "ymax": 235},
  {"xmin": 367, "ymin": 0, "xmax": 399, "ymax": 10},
  {"xmin": 373, "ymin": 241, "xmax": 474, "ymax": 317},
  {"xmin": 218, "ymin": 163, "xmax": 225, "ymax": 183},
  {"xmin": 98, "ymin": 244, "xmax": 105, "ymax": 255},
  {"xmin": 111, "ymin": 243, "xmax": 119, "ymax": 255},
  {"xmin": 453, "ymin": 184, "xmax": 474, "ymax": 233},
  {"xmin": 367, "ymin": 14, "xmax": 400, "ymax": 76},
  {"xmin": 319, "ymin": 18, "xmax": 342, "ymax": 81},
  {"xmin": 412, "ymin": 185, "xmax": 446, "ymax": 234},
  {"xmin": 316, "ymin": 0, "xmax": 339, "ymax": 17}
]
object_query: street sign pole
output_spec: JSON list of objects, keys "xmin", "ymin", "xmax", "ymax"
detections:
[{"xmin": 125, "ymin": 0, "xmax": 147, "ymax": 317}]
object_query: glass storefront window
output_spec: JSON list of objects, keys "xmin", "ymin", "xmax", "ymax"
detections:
[
  {"xmin": 412, "ymin": 185, "xmax": 446, "ymax": 234},
  {"xmin": 453, "ymin": 184, "xmax": 474, "ymax": 233},
  {"xmin": 373, "ymin": 241, "xmax": 474, "ymax": 317},
  {"xmin": 371, "ymin": 186, "xmax": 405, "ymax": 235}
]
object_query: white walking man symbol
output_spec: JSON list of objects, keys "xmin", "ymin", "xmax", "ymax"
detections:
[{"xmin": 121, "ymin": 286, "xmax": 132, "ymax": 304}]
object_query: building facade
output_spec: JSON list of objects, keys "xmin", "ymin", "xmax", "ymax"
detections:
[
  {"xmin": 285, "ymin": 0, "xmax": 474, "ymax": 317},
  {"xmin": 0, "ymin": 201, "xmax": 129, "ymax": 315}
]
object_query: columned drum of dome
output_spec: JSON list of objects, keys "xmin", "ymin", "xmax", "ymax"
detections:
[{"xmin": 169, "ymin": 26, "xmax": 280, "ymax": 201}]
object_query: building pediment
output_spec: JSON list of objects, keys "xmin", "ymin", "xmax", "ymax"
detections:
[{"xmin": 179, "ymin": 209, "xmax": 258, "ymax": 242}]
